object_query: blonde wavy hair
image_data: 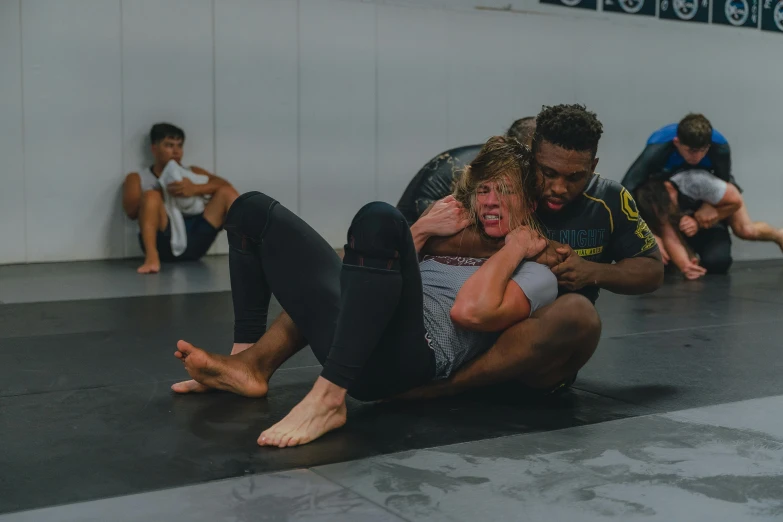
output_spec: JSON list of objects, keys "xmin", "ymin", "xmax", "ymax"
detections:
[{"xmin": 452, "ymin": 135, "xmax": 542, "ymax": 238}]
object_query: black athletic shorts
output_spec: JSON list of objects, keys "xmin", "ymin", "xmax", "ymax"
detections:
[{"xmin": 138, "ymin": 214, "xmax": 221, "ymax": 262}]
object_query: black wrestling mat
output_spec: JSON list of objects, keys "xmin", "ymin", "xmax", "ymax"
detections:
[{"xmin": 2, "ymin": 260, "xmax": 782, "ymax": 514}]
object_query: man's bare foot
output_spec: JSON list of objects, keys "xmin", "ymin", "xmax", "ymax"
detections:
[
  {"xmin": 171, "ymin": 379, "xmax": 212, "ymax": 394},
  {"xmin": 258, "ymin": 377, "xmax": 347, "ymax": 448},
  {"xmin": 173, "ymin": 340, "xmax": 268, "ymax": 397},
  {"xmin": 137, "ymin": 255, "xmax": 161, "ymax": 274},
  {"xmin": 170, "ymin": 343, "xmax": 255, "ymax": 394}
]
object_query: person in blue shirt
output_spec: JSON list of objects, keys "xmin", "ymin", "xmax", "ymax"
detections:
[{"xmin": 621, "ymin": 114, "xmax": 738, "ymax": 274}]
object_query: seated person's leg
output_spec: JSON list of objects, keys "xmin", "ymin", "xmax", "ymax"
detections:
[
  {"xmin": 174, "ymin": 184, "xmax": 241, "ymax": 262},
  {"xmin": 685, "ymin": 225, "xmax": 733, "ymax": 274},
  {"xmin": 137, "ymin": 189, "xmax": 171, "ymax": 274},
  {"xmin": 201, "ymin": 184, "xmax": 240, "ymax": 229},
  {"xmin": 398, "ymin": 293, "xmax": 601, "ymax": 400},
  {"xmin": 258, "ymin": 202, "xmax": 436, "ymax": 448},
  {"xmin": 728, "ymin": 200, "xmax": 783, "ymax": 252}
]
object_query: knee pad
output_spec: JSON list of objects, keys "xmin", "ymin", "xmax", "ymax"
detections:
[
  {"xmin": 345, "ymin": 202, "xmax": 407, "ymax": 269},
  {"xmin": 224, "ymin": 191, "xmax": 277, "ymax": 248}
]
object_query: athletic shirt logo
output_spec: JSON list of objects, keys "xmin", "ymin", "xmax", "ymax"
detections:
[
  {"xmin": 725, "ymin": 0, "xmax": 750, "ymax": 24},
  {"xmin": 560, "ymin": 0, "xmax": 584, "ymax": 6},
  {"xmin": 775, "ymin": 0, "xmax": 783, "ymax": 30}
]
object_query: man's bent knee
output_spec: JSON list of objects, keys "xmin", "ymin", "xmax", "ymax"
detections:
[
  {"xmin": 734, "ymin": 225, "xmax": 757, "ymax": 241},
  {"xmin": 557, "ymin": 294, "xmax": 601, "ymax": 334},
  {"xmin": 216, "ymin": 184, "xmax": 240, "ymax": 202},
  {"xmin": 701, "ymin": 255, "xmax": 732, "ymax": 274},
  {"xmin": 140, "ymin": 189, "xmax": 163, "ymax": 207}
]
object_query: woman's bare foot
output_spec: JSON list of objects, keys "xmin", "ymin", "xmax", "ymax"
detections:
[
  {"xmin": 137, "ymin": 255, "xmax": 161, "ymax": 274},
  {"xmin": 173, "ymin": 340, "xmax": 268, "ymax": 397},
  {"xmin": 171, "ymin": 343, "xmax": 255, "ymax": 394},
  {"xmin": 258, "ymin": 377, "xmax": 347, "ymax": 448}
]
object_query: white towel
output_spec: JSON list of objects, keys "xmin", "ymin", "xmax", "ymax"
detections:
[{"xmin": 158, "ymin": 160, "xmax": 210, "ymax": 257}]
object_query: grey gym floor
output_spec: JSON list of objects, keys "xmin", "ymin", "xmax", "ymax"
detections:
[{"xmin": 1, "ymin": 256, "xmax": 782, "ymax": 521}]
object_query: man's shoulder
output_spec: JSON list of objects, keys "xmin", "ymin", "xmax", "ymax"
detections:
[
  {"xmin": 585, "ymin": 176, "xmax": 640, "ymax": 223},
  {"xmin": 711, "ymin": 129, "xmax": 729, "ymax": 146},
  {"xmin": 646, "ymin": 123, "xmax": 678, "ymax": 145},
  {"xmin": 585, "ymin": 175, "xmax": 626, "ymax": 201}
]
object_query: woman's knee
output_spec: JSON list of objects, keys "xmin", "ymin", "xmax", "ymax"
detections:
[
  {"xmin": 225, "ymin": 191, "xmax": 277, "ymax": 246},
  {"xmin": 346, "ymin": 202, "xmax": 408, "ymax": 261}
]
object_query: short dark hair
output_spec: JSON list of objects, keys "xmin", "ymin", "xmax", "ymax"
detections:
[
  {"xmin": 532, "ymin": 104, "xmax": 603, "ymax": 157},
  {"xmin": 677, "ymin": 113, "xmax": 712, "ymax": 149},
  {"xmin": 634, "ymin": 179, "xmax": 679, "ymax": 237},
  {"xmin": 150, "ymin": 123, "xmax": 185, "ymax": 145},
  {"xmin": 505, "ymin": 116, "xmax": 536, "ymax": 144}
]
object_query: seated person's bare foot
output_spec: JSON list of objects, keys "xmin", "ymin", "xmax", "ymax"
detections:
[
  {"xmin": 137, "ymin": 255, "xmax": 161, "ymax": 274},
  {"xmin": 173, "ymin": 340, "xmax": 268, "ymax": 397},
  {"xmin": 171, "ymin": 343, "xmax": 254, "ymax": 394},
  {"xmin": 258, "ymin": 377, "xmax": 347, "ymax": 448}
]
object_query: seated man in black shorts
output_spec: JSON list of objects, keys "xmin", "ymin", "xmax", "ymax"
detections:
[
  {"xmin": 122, "ymin": 123, "xmax": 239, "ymax": 274},
  {"xmin": 396, "ymin": 116, "xmax": 536, "ymax": 224}
]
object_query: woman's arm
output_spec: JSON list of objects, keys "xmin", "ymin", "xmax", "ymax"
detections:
[{"xmin": 450, "ymin": 227, "xmax": 547, "ymax": 332}]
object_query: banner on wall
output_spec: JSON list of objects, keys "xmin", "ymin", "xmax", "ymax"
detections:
[
  {"xmin": 540, "ymin": 0, "xmax": 598, "ymax": 10},
  {"xmin": 659, "ymin": 0, "xmax": 710, "ymax": 21},
  {"xmin": 761, "ymin": 0, "xmax": 783, "ymax": 31},
  {"xmin": 603, "ymin": 0, "xmax": 656, "ymax": 15},
  {"xmin": 713, "ymin": 0, "xmax": 759, "ymax": 27}
]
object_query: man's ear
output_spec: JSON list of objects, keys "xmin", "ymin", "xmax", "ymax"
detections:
[
  {"xmin": 592, "ymin": 157, "xmax": 599, "ymax": 171},
  {"xmin": 673, "ymin": 137, "xmax": 680, "ymax": 146}
]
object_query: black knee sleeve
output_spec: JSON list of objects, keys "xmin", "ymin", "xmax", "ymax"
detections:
[
  {"xmin": 344, "ymin": 202, "xmax": 408, "ymax": 270},
  {"xmin": 224, "ymin": 191, "xmax": 278, "ymax": 249}
]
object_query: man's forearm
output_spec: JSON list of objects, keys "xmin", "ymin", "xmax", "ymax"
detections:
[
  {"xmin": 422, "ymin": 227, "xmax": 501, "ymax": 258},
  {"xmin": 590, "ymin": 255, "xmax": 663, "ymax": 294},
  {"xmin": 410, "ymin": 222, "xmax": 432, "ymax": 253}
]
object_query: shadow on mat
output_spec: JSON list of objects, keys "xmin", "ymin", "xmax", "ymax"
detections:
[{"xmin": 572, "ymin": 382, "xmax": 680, "ymax": 407}]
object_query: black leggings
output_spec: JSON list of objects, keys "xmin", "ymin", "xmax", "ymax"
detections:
[
  {"xmin": 685, "ymin": 223, "xmax": 733, "ymax": 274},
  {"xmin": 224, "ymin": 191, "xmax": 436, "ymax": 401}
]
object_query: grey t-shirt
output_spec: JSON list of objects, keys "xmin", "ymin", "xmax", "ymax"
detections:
[
  {"xmin": 420, "ymin": 255, "xmax": 558, "ymax": 379},
  {"xmin": 670, "ymin": 170, "xmax": 728, "ymax": 205}
]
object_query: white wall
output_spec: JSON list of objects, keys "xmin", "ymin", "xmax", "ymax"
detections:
[{"xmin": 1, "ymin": 0, "xmax": 781, "ymax": 263}]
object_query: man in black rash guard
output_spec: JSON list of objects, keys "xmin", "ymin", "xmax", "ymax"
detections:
[
  {"xmin": 396, "ymin": 116, "xmax": 536, "ymax": 224},
  {"xmin": 171, "ymin": 136, "xmax": 558, "ymax": 448}
]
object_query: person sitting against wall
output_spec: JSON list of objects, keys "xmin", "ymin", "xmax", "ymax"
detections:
[
  {"xmin": 621, "ymin": 114, "xmax": 748, "ymax": 273},
  {"xmin": 635, "ymin": 172, "xmax": 783, "ymax": 280},
  {"xmin": 122, "ymin": 123, "xmax": 239, "ymax": 274},
  {"xmin": 396, "ymin": 116, "xmax": 537, "ymax": 224}
]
